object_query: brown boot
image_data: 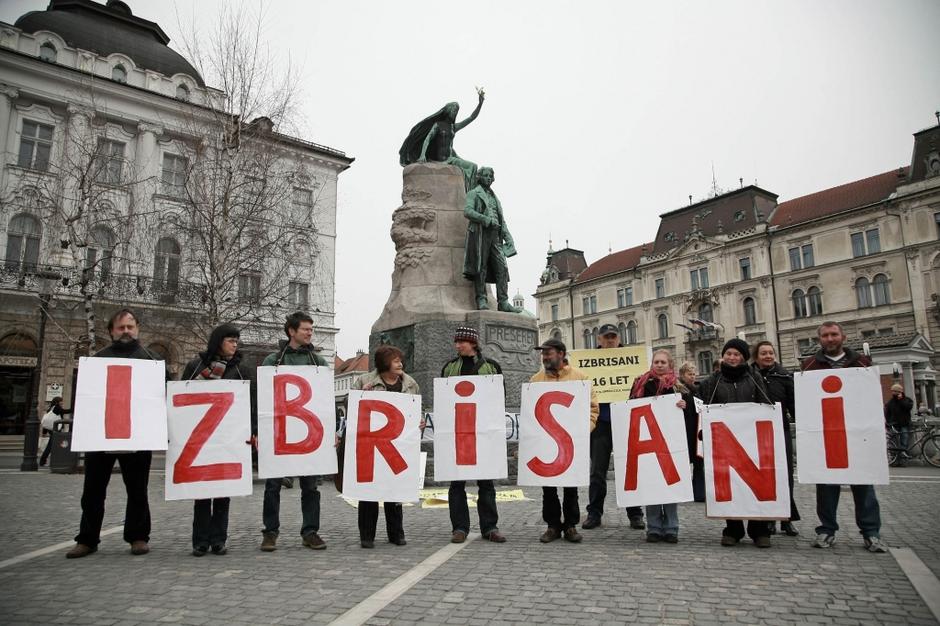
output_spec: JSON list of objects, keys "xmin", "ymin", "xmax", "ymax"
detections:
[
  {"xmin": 65, "ymin": 543, "xmax": 96, "ymax": 559},
  {"xmin": 260, "ymin": 532, "xmax": 277, "ymax": 552},
  {"xmin": 130, "ymin": 541, "xmax": 150, "ymax": 555}
]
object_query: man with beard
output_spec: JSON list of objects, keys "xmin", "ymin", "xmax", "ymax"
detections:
[
  {"xmin": 530, "ymin": 338, "xmax": 598, "ymax": 543},
  {"xmin": 66, "ymin": 309, "xmax": 167, "ymax": 558},
  {"xmin": 802, "ymin": 321, "xmax": 888, "ymax": 553}
]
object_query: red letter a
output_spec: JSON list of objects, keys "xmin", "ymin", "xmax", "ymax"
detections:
[
  {"xmin": 273, "ymin": 374, "xmax": 323, "ymax": 455},
  {"xmin": 526, "ymin": 391, "xmax": 575, "ymax": 477},
  {"xmin": 105, "ymin": 365, "xmax": 132, "ymax": 439},
  {"xmin": 710, "ymin": 420, "xmax": 776, "ymax": 502},
  {"xmin": 356, "ymin": 399, "xmax": 408, "ymax": 482},
  {"xmin": 624, "ymin": 403, "xmax": 680, "ymax": 491}
]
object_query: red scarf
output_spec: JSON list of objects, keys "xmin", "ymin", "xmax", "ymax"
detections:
[{"xmin": 631, "ymin": 368, "xmax": 678, "ymax": 398}]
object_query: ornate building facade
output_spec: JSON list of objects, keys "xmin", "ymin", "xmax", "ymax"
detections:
[
  {"xmin": 0, "ymin": 0, "xmax": 352, "ymax": 434},
  {"xmin": 536, "ymin": 122, "xmax": 940, "ymax": 411}
]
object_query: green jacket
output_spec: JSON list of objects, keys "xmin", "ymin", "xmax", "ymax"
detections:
[
  {"xmin": 440, "ymin": 352, "xmax": 502, "ymax": 377},
  {"xmin": 262, "ymin": 340, "xmax": 328, "ymax": 367}
]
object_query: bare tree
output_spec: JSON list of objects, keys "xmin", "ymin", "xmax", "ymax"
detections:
[{"xmin": 161, "ymin": 4, "xmax": 334, "ymax": 344}]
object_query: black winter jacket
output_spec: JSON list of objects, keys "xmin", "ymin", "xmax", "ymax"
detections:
[
  {"xmin": 884, "ymin": 396, "xmax": 914, "ymax": 427},
  {"xmin": 180, "ymin": 351, "xmax": 258, "ymax": 434},
  {"xmin": 696, "ymin": 362, "xmax": 771, "ymax": 406},
  {"xmin": 752, "ymin": 362, "xmax": 795, "ymax": 423}
]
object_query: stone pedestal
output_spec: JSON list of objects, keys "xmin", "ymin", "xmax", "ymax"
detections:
[{"xmin": 370, "ymin": 163, "xmax": 539, "ymax": 411}]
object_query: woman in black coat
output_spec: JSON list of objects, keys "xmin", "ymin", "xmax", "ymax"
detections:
[
  {"xmin": 696, "ymin": 338, "xmax": 774, "ymax": 548},
  {"xmin": 751, "ymin": 341, "xmax": 800, "ymax": 536},
  {"xmin": 180, "ymin": 323, "xmax": 256, "ymax": 556}
]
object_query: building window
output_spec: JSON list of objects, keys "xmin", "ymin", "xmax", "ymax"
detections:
[
  {"xmin": 176, "ymin": 84, "xmax": 190, "ymax": 101},
  {"xmin": 17, "ymin": 120, "xmax": 54, "ymax": 171},
  {"xmin": 4, "ymin": 213, "xmax": 42, "ymax": 271},
  {"xmin": 617, "ymin": 322, "xmax": 627, "ymax": 345},
  {"xmin": 690, "ymin": 267, "xmax": 709, "ymax": 290},
  {"xmin": 550, "ymin": 304, "xmax": 558, "ymax": 321},
  {"xmin": 697, "ymin": 351, "xmax": 713, "ymax": 376},
  {"xmin": 238, "ymin": 271, "xmax": 262, "ymax": 304},
  {"xmin": 94, "ymin": 139, "xmax": 125, "ymax": 184},
  {"xmin": 690, "ymin": 270, "xmax": 699, "ymax": 290},
  {"xmin": 626, "ymin": 320, "xmax": 638, "ymax": 344},
  {"xmin": 657, "ymin": 313, "xmax": 669, "ymax": 339},
  {"xmin": 582, "ymin": 297, "xmax": 590, "ymax": 315},
  {"xmin": 739, "ymin": 257, "xmax": 751, "ymax": 281},
  {"xmin": 855, "ymin": 277, "xmax": 872, "ymax": 308},
  {"xmin": 802, "ymin": 244, "xmax": 815, "ymax": 268},
  {"xmin": 792, "ymin": 288, "xmax": 807, "ymax": 318},
  {"xmin": 583, "ymin": 328, "xmax": 592, "ymax": 349},
  {"xmin": 111, "ymin": 64, "xmax": 127, "ymax": 82},
  {"xmin": 788, "ymin": 247, "xmax": 801, "ymax": 271},
  {"xmin": 698, "ymin": 302, "xmax": 713, "ymax": 323},
  {"xmin": 161, "ymin": 153, "xmax": 188, "ymax": 196},
  {"xmin": 807, "ymin": 286, "xmax": 823, "ymax": 316},
  {"xmin": 39, "ymin": 42, "xmax": 57, "ymax": 63},
  {"xmin": 861, "ymin": 329, "xmax": 876, "ymax": 339},
  {"xmin": 153, "ymin": 236, "xmax": 181, "ymax": 293},
  {"xmin": 872, "ymin": 273, "xmax": 890, "ymax": 306},
  {"xmin": 655, "ymin": 277, "xmax": 665, "ymax": 299},
  {"xmin": 625, "ymin": 285, "xmax": 633, "ymax": 306},
  {"xmin": 616, "ymin": 288, "xmax": 626, "ymax": 308},
  {"xmin": 743, "ymin": 297, "xmax": 756, "ymax": 325},
  {"xmin": 797, "ymin": 338, "xmax": 815, "ymax": 356},
  {"xmin": 85, "ymin": 225, "xmax": 115, "ymax": 281},
  {"xmin": 288, "ymin": 281, "xmax": 308, "ymax": 308},
  {"xmin": 851, "ymin": 229, "xmax": 881, "ymax": 257},
  {"xmin": 590, "ymin": 295, "xmax": 597, "ymax": 313},
  {"xmin": 935, "ymin": 213, "xmax": 940, "ymax": 239},
  {"xmin": 878, "ymin": 327, "xmax": 894, "ymax": 336}
]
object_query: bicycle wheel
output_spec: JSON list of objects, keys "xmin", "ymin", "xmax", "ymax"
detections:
[
  {"xmin": 886, "ymin": 431, "xmax": 900, "ymax": 467},
  {"xmin": 922, "ymin": 434, "xmax": 940, "ymax": 468}
]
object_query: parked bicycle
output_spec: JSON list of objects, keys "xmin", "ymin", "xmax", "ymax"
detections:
[{"xmin": 886, "ymin": 416, "xmax": 940, "ymax": 467}]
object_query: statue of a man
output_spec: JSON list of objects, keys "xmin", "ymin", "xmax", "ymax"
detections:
[
  {"xmin": 463, "ymin": 167, "xmax": 520, "ymax": 312},
  {"xmin": 398, "ymin": 91, "xmax": 484, "ymax": 191}
]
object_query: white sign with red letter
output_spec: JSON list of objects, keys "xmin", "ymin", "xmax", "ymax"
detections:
[
  {"xmin": 72, "ymin": 357, "xmax": 168, "ymax": 452},
  {"xmin": 517, "ymin": 381, "xmax": 591, "ymax": 487},
  {"xmin": 611, "ymin": 394, "xmax": 692, "ymax": 507},
  {"xmin": 432, "ymin": 375, "xmax": 508, "ymax": 481},
  {"xmin": 165, "ymin": 379, "xmax": 253, "ymax": 500},
  {"xmin": 256, "ymin": 366, "xmax": 338, "ymax": 479},
  {"xmin": 794, "ymin": 368, "xmax": 889, "ymax": 485},
  {"xmin": 343, "ymin": 390, "xmax": 422, "ymax": 502},
  {"xmin": 702, "ymin": 402, "xmax": 790, "ymax": 519}
]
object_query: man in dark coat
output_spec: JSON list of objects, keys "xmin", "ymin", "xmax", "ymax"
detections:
[
  {"xmin": 884, "ymin": 383, "xmax": 914, "ymax": 457},
  {"xmin": 801, "ymin": 321, "xmax": 887, "ymax": 553},
  {"xmin": 66, "ymin": 309, "xmax": 167, "ymax": 559}
]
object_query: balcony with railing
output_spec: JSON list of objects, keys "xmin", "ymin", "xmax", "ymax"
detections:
[{"xmin": 685, "ymin": 328, "xmax": 721, "ymax": 344}]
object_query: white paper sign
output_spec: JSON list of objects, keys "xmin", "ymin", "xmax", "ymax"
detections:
[
  {"xmin": 72, "ymin": 357, "xmax": 168, "ymax": 452},
  {"xmin": 794, "ymin": 368, "xmax": 889, "ymax": 485},
  {"xmin": 256, "ymin": 366, "xmax": 338, "ymax": 479},
  {"xmin": 165, "ymin": 379, "xmax": 253, "ymax": 500},
  {"xmin": 432, "ymin": 375, "xmax": 508, "ymax": 481},
  {"xmin": 702, "ymin": 402, "xmax": 790, "ymax": 519},
  {"xmin": 343, "ymin": 390, "xmax": 422, "ymax": 502},
  {"xmin": 611, "ymin": 394, "xmax": 692, "ymax": 507},
  {"xmin": 517, "ymin": 381, "xmax": 591, "ymax": 487}
]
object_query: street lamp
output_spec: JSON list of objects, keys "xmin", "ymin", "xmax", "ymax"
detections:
[
  {"xmin": 20, "ymin": 269, "xmax": 60, "ymax": 472},
  {"xmin": 892, "ymin": 362, "xmax": 902, "ymax": 382}
]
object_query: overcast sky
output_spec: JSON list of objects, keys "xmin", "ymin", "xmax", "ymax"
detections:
[{"xmin": 4, "ymin": 0, "xmax": 939, "ymax": 358}]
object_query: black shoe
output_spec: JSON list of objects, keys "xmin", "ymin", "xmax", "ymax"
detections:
[
  {"xmin": 663, "ymin": 534, "xmax": 679, "ymax": 544},
  {"xmin": 629, "ymin": 517, "xmax": 646, "ymax": 530},
  {"xmin": 210, "ymin": 544, "xmax": 227, "ymax": 555},
  {"xmin": 389, "ymin": 535, "xmax": 407, "ymax": 546},
  {"xmin": 582, "ymin": 517, "xmax": 601, "ymax": 530},
  {"xmin": 361, "ymin": 539, "xmax": 374, "ymax": 549},
  {"xmin": 781, "ymin": 522, "xmax": 799, "ymax": 537},
  {"xmin": 192, "ymin": 546, "xmax": 208, "ymax": 557},
  {"xmin": 646, "ymin": 533, "xmax": 662, "ymax": 543}
]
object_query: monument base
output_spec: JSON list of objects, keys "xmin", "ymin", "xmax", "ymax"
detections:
[{"xmin": 369, "ymin": 310, "xmax": 539, "ymax": 412}]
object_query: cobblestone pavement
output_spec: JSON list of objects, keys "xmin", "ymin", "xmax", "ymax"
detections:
[{"xmin": 0, "ymin": 466, "xmax": 938, "ymax": 625}]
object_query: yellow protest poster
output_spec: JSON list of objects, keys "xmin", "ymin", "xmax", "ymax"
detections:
[{"xmin": 568, "ymin": 346, "xmax": 649, "ymax": 403}]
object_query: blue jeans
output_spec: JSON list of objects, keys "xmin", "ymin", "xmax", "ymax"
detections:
[
  {"xmin": 815, "ymin": 484, "xmax": 881, "ymax": 538},
  {"xmin": 263, "ymin": 476, "xmax": 320, "ymax": 537},
  {"xmin": 645, "ymin": 503, "xmax": 678, "ymax": 536}
]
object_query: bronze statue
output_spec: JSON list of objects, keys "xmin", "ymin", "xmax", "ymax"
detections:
[
  {"xmin": 463, "ymin": 167, "xmax": 520, "ymax": 312},
  {"xmin": 399, "ymin": 90, "xmax": 484, "ymax": 191}
]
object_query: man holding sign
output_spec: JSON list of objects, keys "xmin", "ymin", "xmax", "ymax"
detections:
[
  {"xmin": 529, "ymin": 339, "xmax": 598, "ymax": 543},
  {"xmin": 66, "ymin": 309, "xmax": 167, "ymax": 559},
  {"xmin": 257, "ymin": 312, "xmax": 329, "ymax": 552},
  {"xmin": 439, "ymin": 326, "xmax": 507, "ymax": 543},
  {"xmin": 800, "ymin": 321, "xmax": 888, "ymax": 554}
]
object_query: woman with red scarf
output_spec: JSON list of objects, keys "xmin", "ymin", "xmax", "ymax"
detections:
[{"xmin": 629, "ymin": 349, "xmax": 688, "ymax": 543}]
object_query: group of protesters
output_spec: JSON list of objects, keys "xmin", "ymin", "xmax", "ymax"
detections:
[{"xmin": 64, "ymin": 308, "xmax": 888, "ymax": 559}]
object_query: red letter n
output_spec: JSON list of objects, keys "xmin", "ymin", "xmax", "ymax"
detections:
[
  {"xmin": 526, "ymin": 391, "xmax": 575, "ymax": 477},
  {"xmin": 624, "ymin": 403, "xmax": 680, "ymax": 491},
  {"xmin": 710, "ymin": 420, "xmax": 776, "ymax": 502},
  {"xmin": 273, "ymin": 374, "xmax": 323, "ymax": 455},
  {"xmin": 356, "ymin": 399, "xmax": 407, "ymax": 482},
  {"xmin": 173, "ymin": 392, "xmax": 242, "ymax": 483}
]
